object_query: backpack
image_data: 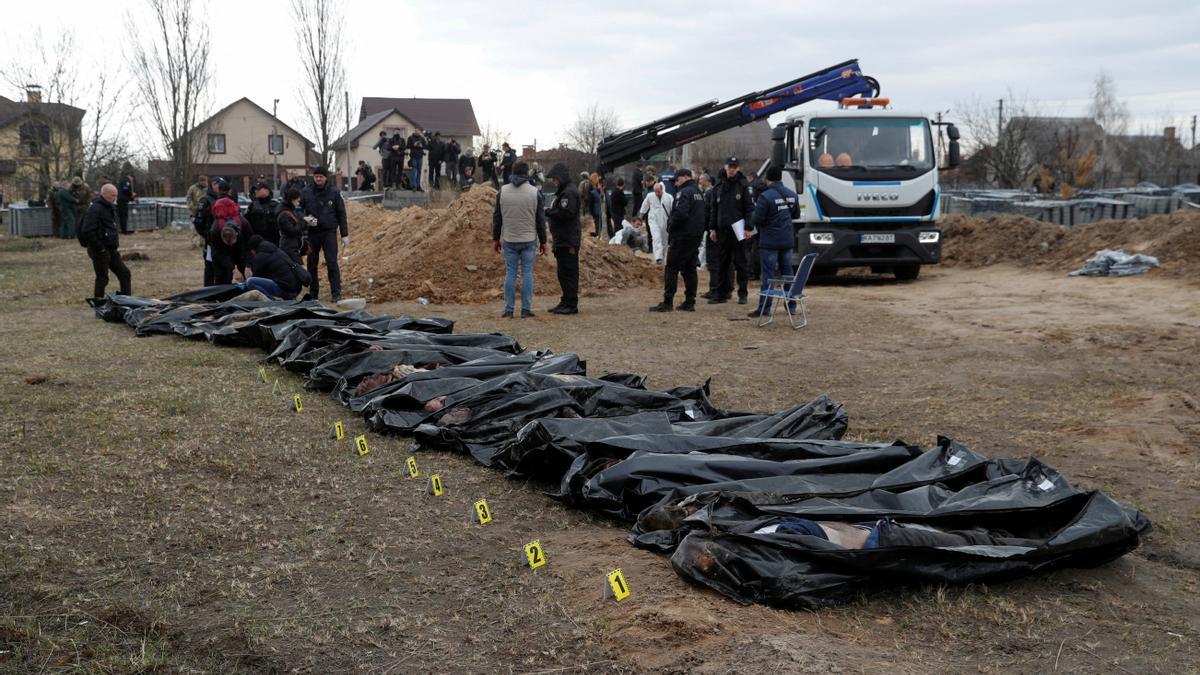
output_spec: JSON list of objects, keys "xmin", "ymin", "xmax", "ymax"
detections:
[{"xmin": 289, "ymin": 258, "xmax": 312, "ymax": 287}]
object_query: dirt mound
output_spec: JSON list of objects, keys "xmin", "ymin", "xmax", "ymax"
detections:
[
  {"xmin": 341, "ymin": 188, "xmax": 661, "ymax": 303},
  {"xmin": 941, "ymin": 210, "xmax": 1200, "ymax": 281}
]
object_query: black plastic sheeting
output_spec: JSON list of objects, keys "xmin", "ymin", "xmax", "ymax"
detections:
[{"xmin": 89, "ymin": 291, "xmax": 1152, "ymax": 609}]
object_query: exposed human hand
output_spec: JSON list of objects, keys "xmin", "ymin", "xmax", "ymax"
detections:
[
  {"xmin": 493, "ymin": 239, "xmax": 502, "ymax": 253},
  {"xmin": 342, "ymin": 236, "xmax": 349, "ymax": 247},
  {"xmin": 538, "ymin": 243, "xmax": 547, "ymax": 255},
  {"xmin": 709, "ymin": 230, "xmax": 717, "ymax": 242}
]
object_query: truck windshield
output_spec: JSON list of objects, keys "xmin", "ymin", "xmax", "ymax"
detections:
[{"xmin": 809, "ymin": 117, "xmax": 933, "ymax": 178}]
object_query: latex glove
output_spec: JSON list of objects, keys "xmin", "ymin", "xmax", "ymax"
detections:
[
  {"xmin": 342, "ymin": 236, "xmax": 349, "ymax": 247},
  {"xmin": 493, "ymin": 239, "xmax": 502, "ymax": 253}
]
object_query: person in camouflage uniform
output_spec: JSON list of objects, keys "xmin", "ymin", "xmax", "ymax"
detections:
[
  {"xmin": 56, "ymin": 182, "xmax": 77, "ymax": 239},
  {"xmin": 186, "ymin": 175, "xmax": 208, "ymax": 218},
  {"xmin": 70, "ymin": 177, "xmax": 92, "ymax": 227}
]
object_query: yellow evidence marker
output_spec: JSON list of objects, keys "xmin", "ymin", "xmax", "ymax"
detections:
[
  {"xmin": 332, "ymin": 421, "xmax": 345, "ymax": 440},
  {"xmin": 427, "ymin": 473, "xmax": 444, "ymax": 496},
  {"xmin": 258, "ymin": 366, "xmax": 268, "ymax": 383},
  {"xmin": 354, "ymin": 434, "xmax": 370, "ymax": 456},
  {"xmin": 293, "ymin": 394, "xmax": 304, "ymax": 413},
  {"xmin": 406, "ymin": 456, "xmax": 420, "ymax": 478},
  {"xmin": 524, "ymin": 540, "xmax": 546, "ymax": 570},
  {"xmin": 473, "ymin": 499, "xmax": 493, "ymax": 525},
  {"xmin": 606, "ymin": 569, "xmax": 631, "ymax": 601}
]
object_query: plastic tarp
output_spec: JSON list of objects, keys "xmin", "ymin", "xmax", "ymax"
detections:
[
  {"xmin": 1069, "ymin": 249, "xmax": 1161, "ymax": 277},
  {"xmin": 88, "ymin": 290, "xmax": 1152, "ymax": 609}
]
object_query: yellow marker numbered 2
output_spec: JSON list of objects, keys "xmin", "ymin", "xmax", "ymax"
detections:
[
  {"xmin": 354, "ymin": 434, "xmax": 370, "ymax": 456},
  {"xmin": 473, "ymin": 498, "xmax": 493, "ymax": 525},
  {"xmin": 293, "ymin": 394, "xmax": 304, "ymax": 413},
  {"xmin": 406, "ymin": 456, "xmax": 420, "ymax": 478},
  {"xmin": 607, "ymin": 569, "xmax": 631, "ymax": 601},
  {"xmin": 524, "ymin": 540, "xmax": 546, "ymax": 570}
]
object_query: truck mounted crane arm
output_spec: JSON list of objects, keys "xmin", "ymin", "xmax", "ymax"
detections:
[{"xmin": 595, "ymin": 59, "xmax": 879, "ymax": 173}]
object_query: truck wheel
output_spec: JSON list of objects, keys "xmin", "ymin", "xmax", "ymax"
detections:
[{"xmin": 894, "ymin": 264, "xmax": 920, "ymax": 281}]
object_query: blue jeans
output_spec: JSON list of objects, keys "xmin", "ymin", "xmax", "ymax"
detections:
[
  {"xmin": 503, "ymin": 240, "xmax": 536, "ymax": 312},
  {"xmin": 758, "ymin": 248, "xmax": 795, "ymax": 313},
  {"xmin": 411, "ymin": 156, "xmax": 423, "ymax": 189},
  {"xmin": 246, "ymin": 276, "xmax": 296, "ymax": 299}
]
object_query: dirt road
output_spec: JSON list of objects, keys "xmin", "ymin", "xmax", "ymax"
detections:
[{"xmin": 2, "ymin": 233, "xmax": 1196, "ymax": 672}]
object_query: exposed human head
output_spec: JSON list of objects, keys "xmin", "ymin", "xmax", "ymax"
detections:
[
  {"xmin": 699, "ymin": 173, "xmax": 713, "ymax": 189},
  {"xmin": 313, "ymin": 166, "xmax": 329, "ymax": 188},
  {"xmin": 502, "ymin": 142, "xmax": 510, "ymax": 150},
  {"xmin": 255, "ymin": 186, "xmax": 269, "ymax": 199},
  {"xmin": 724, "ymin": 162, "xmax": 739, "ymax": 178},
  {"xmin": 766, "ymin": 166, "xmax": 783, "ymax": 183},
  {"xmin": 221, "ymin": 226, "xmax": 239, "ymax": 246},
  {"xmin": 835, "ymin": 152, "xmax": 853, "ymax": 167},
  {"xmin": 100, "ymin": 184, "xmax": 118, "ymax": 204},
  {"xmin": 616, "ymin": 177, "xmax": 625, "ymax": 188},
  {"xmin": 285, "ymin": 187, "xmax": 302, "ymax": 205},
  {"xmin": 197, "ymin": 175, "xmax": 208, "ymax": 187},
  {"xmin": 379, "ymin": 130, "xmax": 387, "ymax": 138},
  {"xmin": 248, "ymin": 234, "xmax": 264, "ymax": 253},
  {"xmin": 654, "ymin": 183, "xmax": 664, "ymax": 197},
  {"xmin": 513, "ymin": 161, "xmax": 529, "ymax": 177}
]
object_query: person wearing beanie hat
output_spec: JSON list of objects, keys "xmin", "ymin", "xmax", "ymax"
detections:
[
  {"xmin": 707, "ymin": 157, "xmax": 754, "ymax": 304},
  {"xmin": 747, "ymin": 165, "xmax": 800, "ymax": 319},
  {"xmin": 301, "ymin": 166, "xmax": 349, "ymax": 301},
  {"xmin": 649, "ymin": 169, "xmax": 705, "ymax": 312}
]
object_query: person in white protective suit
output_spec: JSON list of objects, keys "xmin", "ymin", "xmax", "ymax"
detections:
[{"xmin": 638, "ymin": 182, "xmax": 673, "ymax": 264}]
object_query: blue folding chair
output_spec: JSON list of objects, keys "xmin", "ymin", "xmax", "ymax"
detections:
[{"xmin": 757, "ymin": 252, "xmax": 817, "ymax": 329}]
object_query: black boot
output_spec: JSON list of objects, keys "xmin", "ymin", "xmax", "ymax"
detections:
[
  {"xmin": 676, "ymin": 299, "xmax": 696, "ymax": 311},
  {"xmin": 649, "ymin": 301, "xmax": 673, "ymax": 312}
]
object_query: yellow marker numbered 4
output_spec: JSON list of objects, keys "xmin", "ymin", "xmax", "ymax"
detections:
[
  {"xmin": 427, "ymin": 473, "xmax": 444, "ymax": 496},
  {"xmin": 354, "ymin": 434, "xmax": 370, "ymax": 456},
  {"xmin": 406, "ymin": 456, "xmax": 420, "ymax": 478},
  {"xmin": 473, "ymin": 499, "xmax": 493, "ymax": 525},
  {"xmin": 524, "ymin": 540, "xmax": 546, "ymax": 570},
  {"xmin": 607, "ymin": 569, "xmax": 631, "ymax": 601}
]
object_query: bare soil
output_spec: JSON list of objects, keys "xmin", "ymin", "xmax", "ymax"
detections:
[{"xmin": 1, "ymin": 230, "xmax": 1197, "ymax": 673}]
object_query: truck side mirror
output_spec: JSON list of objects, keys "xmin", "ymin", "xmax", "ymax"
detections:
[
  {"xmin": 947, "ymin": 124, "xmax": 961, "ymax": 142},
  {"xmin": 948, "ymin": 140, "xmax": 961, "ymax": 168}
]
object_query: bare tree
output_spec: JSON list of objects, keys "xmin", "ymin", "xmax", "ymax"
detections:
[
  {"xmin": 563, "ymin": 103, "xmax": 620, "ymax": 160},
  {"xmin": 957, "ymin": 92, "xmax": 1043, "ymax": 188},
  {"xmin": 291, "ymin": 0, "xmax": 347, "ymax": 167},
  {"xmin": 475, "ymin": 120, "xmax": 510, "ymax": 153},
  {"xmin": 1087, "ymin": 71, "xmax": 1130, "ymax": 187},
  {"xmin": 127, "ymin": 0, "xmax": 213, "ymax": 190}
]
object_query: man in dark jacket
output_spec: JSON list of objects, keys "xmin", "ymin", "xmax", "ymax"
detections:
[
  {"xmin": 608, "ymin": 177, "xmax": 627, "ymax": 237},
  {"xmin": 500, "ymin": 143, "xmax": 517, "ymax": 184},
  {"xmin": 748, "ymin": 166, "xmax": 800, "ymax": 318},
  {"xmin": 390, "ymin": 130, "xmax": 408, "ymax": 187},
  {"xmin": 479, "ymin": 146, "xmax": 498, "ymax": 188},
  {"xmin": 116, "ymin": 174, "xmax": 136, "ymax": 233},
  {"xmin": 407, "ymin": 129, "xmax": 427, "ymax": 191},
  {"xmin": 79, "ymin": 183, "xmax": 132, "ymax": 299},
  {"xmin": 208, "ymin": 197, "xmax": 255, "ymax": 285},
  {"xmin": 444, "ymin": 139, "xmax": 461, "ymax": 188},
  {"xmin": 650, "ymin": 170, "xmax": 706, "ymax": 312},
  {"xmin": 427, "ymin": 131, "xmax": 444, "ymax": 189},
  {"xmin": 458, "ymin": 147, "xmax": 476, "ymax": 187},
  {"xmin": 245, "ymin": 185, "xmax": 280, "ymax": 245},
  {"xmin": 301, "ymin": 166, "xmax": 349, "ymax": 301},
  {"xmin": 355, "ymin": 161, "xmax": 376, "ymax": 191},
  {"xmin": 545, "ymin": 163, "xmax": 582, "ymax": 315},
  {"xmin": 708, "ymin": 157, "xmax": 754, "ymax": 304},
  {"xmin": 373, "ymin": 130, "xmax": 394, "ymax": 188},
  {"xmin": 276, "ymin": 187, "xmax": 306, "ymax": 262},
  {"xmin": 194, "ymin": 177, "xmax": 227, "ymax": 286},
  {"xmin": 245, "ymin": 235, "xmax": 303, "ymax": 299}
]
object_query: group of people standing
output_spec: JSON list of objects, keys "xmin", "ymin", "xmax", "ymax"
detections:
[
  {"xmin": 366, "ymin": 129, "xmax": 519, "ymax": 193},
  {"xmin": 187, "ymin": 166, "xmax": 347, "ymax": 302}
]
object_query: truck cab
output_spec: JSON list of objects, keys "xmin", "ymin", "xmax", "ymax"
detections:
[{"xmin": 774, "ymin": 106, "xmax": 956, "ymax": 280}]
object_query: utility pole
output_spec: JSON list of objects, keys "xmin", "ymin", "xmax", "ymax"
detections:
[
  {"xmin": 997, "ymin": 98, "xmax": 1004, "ymax": 143},
  {"xmin": 271, "ymin": 98, "xmax": 280, "ymax": 194},
  {"xmin": 344, "ymin": 91, "xmax": 352, "ymax": 191},
  {"xmin": 1192, "ymin": 114, "xmax": 1197, "ymax": 150}
]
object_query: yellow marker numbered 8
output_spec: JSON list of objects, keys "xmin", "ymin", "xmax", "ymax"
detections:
[{"xmin": 524, "ymin": 540, "xmax": 546, "ymax": 570}]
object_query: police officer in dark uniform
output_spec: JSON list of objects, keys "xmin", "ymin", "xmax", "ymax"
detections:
[
  {"xmin": 245, "ymin": 183, "xmax": 280, "ymax": 245},
  {"xmin": 545, "ymin": 163, "xmax": 581, "ymax": 315},
  {"xmin": 748, "ymin": 165, "xmax": 801, "ymax": 318},
  {"xmin": 301, "ymin": 166, "xmax": 349, "ymax": 301},
  {"xmin": 650, "ymin": 169, "xmax": 706, "ymax": 312},
  {"xmin": 708, "ymin": 157, "xmax": 754, "ymax": 304}
]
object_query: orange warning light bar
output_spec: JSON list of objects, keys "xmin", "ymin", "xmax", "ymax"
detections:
[{"xmin": 840, "ymin": 97, "xmax": 891, "ymax": 107}]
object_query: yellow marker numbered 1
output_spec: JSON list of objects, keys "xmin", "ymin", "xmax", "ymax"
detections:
[
  {"xmin": 332, "ymin": 421, "xmax": 345, "ymax": 440},
  {"xmin": 354, "ymin": 434, "xmax": 370, "ymax": 456},
  {"xmin": 524, "ymin": 540, "xmax": 546, "ymax": 570},
  {"xmin": 406, "ymin": 456, "xmax": 420, "ymax": 478},
  {"xmin": 606, "ymin": 569, "xmax": 631, "ymax": 601},
  {"xmin": 293, "ymin": 394, "xmax": 304, "ymax": 413},
  {"xmin": 473, "ymin": 498, "xmax": 493, "ymax": 525},
  {"xmin": 427, "ymin": 473, "xmax": 444, "ymax": 496}
]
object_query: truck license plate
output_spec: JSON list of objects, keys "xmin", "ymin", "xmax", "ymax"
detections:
[{"xmin": 860, "ymin": 233, "xmax": 895, "ymax": 244}]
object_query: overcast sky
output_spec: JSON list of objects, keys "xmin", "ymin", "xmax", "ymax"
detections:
[{"xmin": 3, "ymin": 0, "xmax": 1198, "ymax": 157}]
